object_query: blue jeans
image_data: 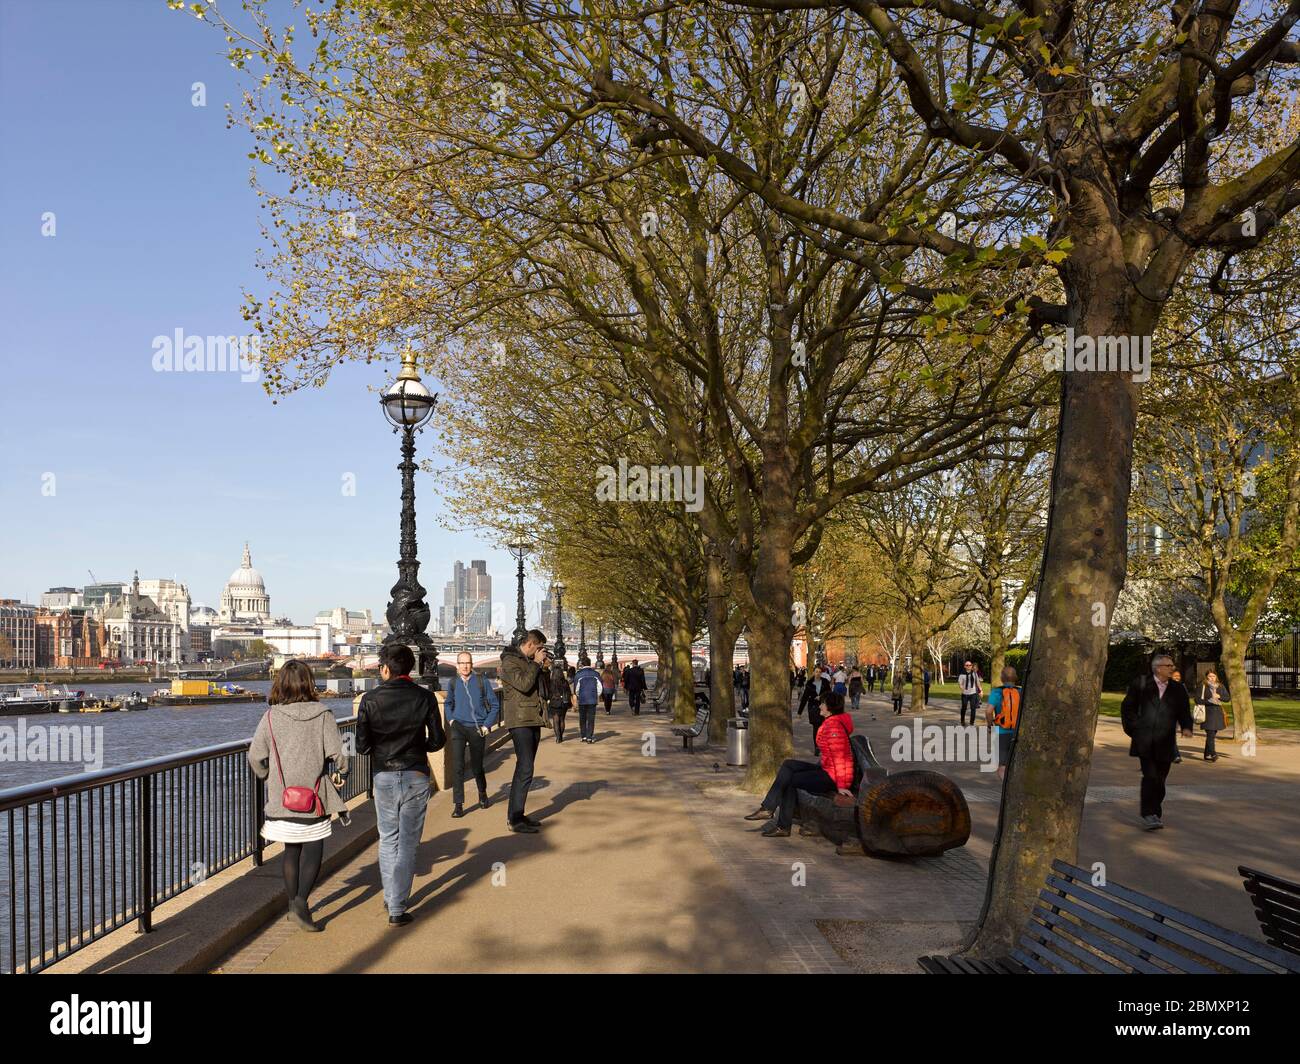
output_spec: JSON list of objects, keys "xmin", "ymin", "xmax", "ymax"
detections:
[
  {"xmin": 508, "ymin": 726, "xmax": 541, "ymax": 823},
  {"xmin": 578, "ymin": 703, "xmax": 597, "ymax": 740},
  {"xmin": 373, "ymin": 769, "xmax": 429, "ymax": 917}
]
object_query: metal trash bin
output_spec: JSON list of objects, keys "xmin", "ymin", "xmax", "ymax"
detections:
[{"xmin": 726, "ymin": 716, "xmax": 749, "ymax": 767}]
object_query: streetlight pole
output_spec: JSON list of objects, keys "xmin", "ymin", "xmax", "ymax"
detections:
[
  {"xmin": 577, "ymin": 605, "xmax": 588, "ymax": 662},
  {"xmin": 553, "ymin": 582, "xmax": 567, "ymax": 664},
  {"xmin": 596, "ymin": 624, "xmax": 604, "ymax": 669},
  {"xmin": 379, "ymin": 347, "xmax": 438, "ymax": 683},
  {"xmin": 506, "ymin": 536, "xmax": 532, "ymax": 645}
]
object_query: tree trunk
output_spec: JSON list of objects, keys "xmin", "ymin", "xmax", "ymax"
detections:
[
  {"xmin": 909, "ymin": 629, "xmax": 927, "ymax": 713},
  {"xmin": 667, "ymin": 593, "xmax": 697, "ymax": 724},
  {"xmin": 988, "ymin": 573, "xmax": 1009, "ymax": 682},
  {"xmin": 1218, "ymin": 631, "xmax": 1257, "ymax": 754},
  {"xmin": 706, "ymin": 552, "xmax": 739, "ymax": 742},
  {"xmin": 961, "ymin": 274, "xmax": 1151, "ymax": 958},
  {"xmin": 742, "ymin": 454, "xmax": 796, "ymax": 790}
]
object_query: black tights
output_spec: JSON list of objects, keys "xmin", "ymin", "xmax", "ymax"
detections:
[{"xmin": 282, "ymin": 840, "xmax": 324, "ymax": 902}]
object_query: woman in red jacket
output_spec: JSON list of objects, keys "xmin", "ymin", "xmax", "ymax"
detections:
[{"xmin": 745, "ymin": 691, "xmax": 855, "ymax": 837}]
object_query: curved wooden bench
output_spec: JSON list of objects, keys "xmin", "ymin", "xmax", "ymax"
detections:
[{"xmin": 794, "ymin": 734, "xmax": 970, "ymax": 857}]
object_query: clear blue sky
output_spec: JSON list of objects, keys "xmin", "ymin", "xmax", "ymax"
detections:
[{"xmin": 0, "ymin": 0, "xmax": 547, "ymax": 627}]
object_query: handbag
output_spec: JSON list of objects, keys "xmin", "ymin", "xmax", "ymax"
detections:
[
  {"xmin": 266, "ymin": 711, "xmax": 324, "ymax": 816},
  {"xmin": 1193, "ymin": 702, "xmax": 1206, "ymax": 724}
]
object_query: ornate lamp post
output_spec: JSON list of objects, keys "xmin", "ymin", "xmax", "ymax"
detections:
[
  {"xmin": 506, "ymin": 536, "xmax": 532, "ymax": 645},
  {"xmin": 553, "ymin": 581, "xmax": 567, "ymax": 664},
  {"xmin": 576, "ymin": 605, "xmax": 588, "ymax": 662},
  {"xmin": 596, "ymin": 624, "xmax": 605, "ymax": 668},
  {"xmin": 379, "ymin": 348, "xmax": 438, "ymax": 682},
  {"xmin": 611, "ymin": 628, "xmax": 619, "ymax": 669}
]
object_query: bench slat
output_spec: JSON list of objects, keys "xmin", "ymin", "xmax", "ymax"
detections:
[
  {"xmin": 1024, "ymin": 914, "xmax": 1129, "ymax": 974},
  {"xmin": 1054, "ymin": 860, "xmax": 1300, "ymax": 972},
  {"xmin": 1006, "ymin": 947, "xmax": 1053, "ymax": 974},
  {"xmin": 1037, "ymin": 887, "xmax": 1219, "ymax": 974},
  {"xmin": 1014, "ymin": 930, "xmax": 1090, "ymax": 974},
  {"xmin": 1032, "ymin": 908, "xmax": 1162, "ymax": 973}
]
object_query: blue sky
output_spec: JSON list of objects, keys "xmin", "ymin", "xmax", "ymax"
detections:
[{"xmin": 0, "ymin": 0, "xmax": 547, "ymax": 627}]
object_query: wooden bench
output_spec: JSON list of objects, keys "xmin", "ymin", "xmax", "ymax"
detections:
[
  {"xmin": 670, "ymin": 705, "xmax": 710, "ymax": 752},
  {"xmin": 794, "ymin": 734, "xmax": 970, "ymax": 857},
  {"xmin": 919, "ymin": 860, "xmax": 1300, "ymax": 974},
  {"xmin": 1239, "ymin": 865, "xmax": 1300, "ymax": 956}
]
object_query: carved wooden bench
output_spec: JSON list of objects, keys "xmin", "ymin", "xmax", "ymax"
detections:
[
  {"xmin": 920, "ymin": 860, "xmax": 1300, "ymax": 974},
  {"xmin": 794, "ymin": 734, "xmax": 970, "ymax": 857}
]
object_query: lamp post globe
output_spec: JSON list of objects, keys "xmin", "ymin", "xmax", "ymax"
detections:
[{"xmin": 379, "ymin": 347, "xmax": 438, "ymax": 681}]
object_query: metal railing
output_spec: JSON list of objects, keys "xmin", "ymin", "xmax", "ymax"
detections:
[{"xmin": 0, "ymin": 716, "xmax": 370, "ymax": 975}]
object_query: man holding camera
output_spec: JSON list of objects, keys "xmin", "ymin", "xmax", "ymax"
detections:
[{"xmin": 498, "ymin": 628, "xmax": 551, "ymax": 834}]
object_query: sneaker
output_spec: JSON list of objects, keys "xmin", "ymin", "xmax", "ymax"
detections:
[
  {"xmin": 451, "ymin": 804, "xmax": 465, "ymax": 818},
  {"xmin": 508, "ymin": 820, "xmax": 539, "ymax": 834},
  {"xmin": 479, "ymin": 793, "xmax": 491, "ymax": 809},
  {"xmin": 388, "ymin": 912, "xmax": 413, "ymax": 926},
  {"xmin": 1141, "ymin": 814, "xmax": 1163, "ymax": 830},
  {"xmin": 522, "ymin": 814, "xmax": 541, "ymax": 827}
]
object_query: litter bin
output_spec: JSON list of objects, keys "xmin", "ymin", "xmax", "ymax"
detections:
[{"xmin": 726, "ymin": 716, "xmax": 749, "ymax": 767}]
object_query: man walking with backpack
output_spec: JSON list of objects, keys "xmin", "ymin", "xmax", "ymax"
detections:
[
  {"xmin": 356, "ymin": 643, "xmax": 445, "ymax": 926},
  {"xmin": 573, "ymin": 656, "xmax": 601, "ymax": 742},
  {"xmin": 443, "ymin": 651, "xmax": 499, "ymax": 819}
]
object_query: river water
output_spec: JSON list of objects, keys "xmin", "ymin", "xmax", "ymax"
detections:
[{"xmin": 0, "ymin": 681, "xmax": 359, "ymax": 792}]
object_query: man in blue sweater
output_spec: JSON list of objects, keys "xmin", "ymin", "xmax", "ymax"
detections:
[{"xmin": 443, "ymin": 651, "xmax": 500, "ymax": 818}]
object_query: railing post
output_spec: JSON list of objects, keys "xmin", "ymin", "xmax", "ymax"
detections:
[
  {"xmin": 137, "ymin": 774, "xmax": 153, "ymax": 934},
  {"xmin": 252, "ymin": 772, "xmax": 264, "ymax": 868}
]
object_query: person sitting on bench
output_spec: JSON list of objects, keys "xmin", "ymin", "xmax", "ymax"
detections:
[{"xmin": 744, "ymin": 691, "xmax": 855, "ymax": 837}]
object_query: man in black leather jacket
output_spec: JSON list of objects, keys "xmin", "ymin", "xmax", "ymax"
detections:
[
  {"xmin": 356, "ymin": 643, "xmax": 445, "ymax": 924},
  {"xmin": 1121, "ymin": 653, "xmax": 1193, "ymax": 830}
]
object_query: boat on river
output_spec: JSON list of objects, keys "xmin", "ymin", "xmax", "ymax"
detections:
[{"xmin": 1, "ymin": 683, "xmax": 93, "ymax": 716}]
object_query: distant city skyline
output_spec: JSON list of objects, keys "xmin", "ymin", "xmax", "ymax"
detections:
[{"xmin": 0, "ymin": 2, "xmax": 551, "ymax": 629}]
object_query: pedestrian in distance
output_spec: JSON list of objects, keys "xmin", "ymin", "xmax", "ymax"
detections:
[
  {"xmin": 248, "ymin": 659, "xmax": 350, "ymax": 933},
  {"xmin": 355, "ymin": 644, "xmax": 445, "ymax": 926},
  {"xmin": 1171, "ymin": 668, "xmax": 1187, "ymax": 764},
  {"xmin": 625, "ymin": 658, "xmax": 648, "ymax": 714},
  {"xmin": 1120, "ymin": 654, "xmax": 1194, "ymax": 830},
  {"xmin": 500, "ymin": 629, "xmax": 552, "ymax": 833},
  {"xmin": 891, "ymin": 667, "xmax": 905, "ymax": 715},
  {"xmin": 744, "ymin": 691, "xmax": 855, "ymax": 837},
  {"xmin": 573, "ymin": 656, "xmax": 601, "ymax": 743},
  {"xmin": 548, "ymin": 657, "xmax": 574, "ymax": 743},
  {"xmin": 957, "ymin": 660, "xmax": 983, "ymax": 726},
  {"xmin": 443, "ymin": 651, "xmax": 499, "ymax": 818},
  {"xmin": 599, "ymin": 661, "xmax": 618, "ymax": 714},
  {"xmin": 1196, "ymin": 671, "xmax": 1229, "ymax": 762},
  {"xmin": 848, "ymin": 665, "xmax": 864, "ymax": 712},
  {"xmin": 984, "ymin": 665, "xmax": 1021, "ymax": 781},
  {"xmin": 922, "ymin": 666, "xmax": 931, "ymax": 705}
]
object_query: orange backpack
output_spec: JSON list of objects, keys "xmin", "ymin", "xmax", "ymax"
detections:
[{"xmin": 993, "ymin": 687, "xmax": 1021, "ymax": 730}]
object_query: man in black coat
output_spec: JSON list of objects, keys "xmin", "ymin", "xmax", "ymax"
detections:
[
  {"xmin": 625, "ymin": 659, "xmax": 648, "ymax": 714},
  {"xmin": 1120, "ymin": 653, "xmax": 1194, "ymax": 830}
]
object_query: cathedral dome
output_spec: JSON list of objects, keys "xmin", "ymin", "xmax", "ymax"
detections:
[{"xmin": 219, "ymin": 543, "xmax": 271, "ymax": 624}]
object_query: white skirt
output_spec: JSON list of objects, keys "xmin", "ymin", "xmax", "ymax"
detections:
[{"xmin": 261, "ymin": 816, "xmax": 333, "ymax": 843}]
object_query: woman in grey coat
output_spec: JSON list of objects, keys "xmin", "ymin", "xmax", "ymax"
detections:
[
  {"xmin": 1197, "ymin": 671, "xmax": 1229, "ymax": 763},
  {"xmin": 248, "ymin": 659, "xmax": 348, "ymax": 931}
]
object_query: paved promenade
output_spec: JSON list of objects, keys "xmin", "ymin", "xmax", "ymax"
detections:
[{"xmin": 212, "ymin": 691, "xmax": 1300, "ymax": 974}]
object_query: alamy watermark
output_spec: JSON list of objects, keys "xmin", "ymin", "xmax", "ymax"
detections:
[
  {"xmin": 1042, "ymin": 327, "xmax": 1151, "ymax": 383},
  {"xmin": 151, "ymin": 328, "xmax": 261, "ymax": 383},
  {"xmin": 595, "ymin": 458, "xmax": 704, "ymax": 513},
  {"xmin": 890, "ymin": 718, "xmax": 999, "ymax": 773},
  {"xmin": 0, "ymin": 719, "xmax": 104, "ymax": 771}
]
